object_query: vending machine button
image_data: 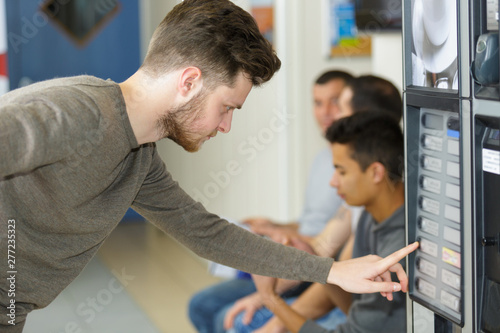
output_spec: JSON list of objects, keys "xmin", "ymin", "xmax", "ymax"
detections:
[
  {"xmin": 443, "ymin": 226, "xmax": 461, "ymax": 246},
  {"xmin": 445, "ymin": 183, "xmax": 460, "ymax": 201},
  {"xmin": 444, "ymin": 204, "xmax": 461, "ymax": 224},
  {"xmin": 418, "ymin": 216, "xmax": 439, "ymax": 237},
  {"xmin": 419, "ymin": 238, "xmax": 439, "ymax": 257},
  {"xmin": 420, "ymin": 176, "xmax": 442, "ymax": 194},
  {"xmin": 442, "ymin": 268, "xmax": 461, "ymax": 291},
  {"xmin": 416, "ymin": 257, "xmax": 438, "ymax": 278},
  {"xmin": 441, "ymin": 290, "xmax": 461, "ymax": 312},
  {"xmin": 446, "ymin": 161, "xmax": 460, "ymax": 178},
  {"xmin": 421, "ymin": 155, "xmax": 443, "ymax": 173},
  {"xmin": 421, "ymin": 135, "xmax": 443, "ymax": 151},
  {"xmin": 419, "ymin": 196, "xmax": 441, "ymax": 216},
  {"xmin": 447, "ymin": 140, "xmax": 460, "ymax": 156},
  {"xmin": 416, "ymin": 277, "xmax": 437, "ymax": 299}
]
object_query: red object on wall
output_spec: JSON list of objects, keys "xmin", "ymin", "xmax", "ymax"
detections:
[{"xmin": 0, "ymin": 52, "xmax": 7, "ymax": 77}]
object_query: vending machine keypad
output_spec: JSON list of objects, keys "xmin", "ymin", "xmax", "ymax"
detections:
[{"xmin": 410, "ymin": 108, "xmax": 463, "ymax": 324}]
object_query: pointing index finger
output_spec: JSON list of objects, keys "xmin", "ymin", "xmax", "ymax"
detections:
[{"xmin": 378, "ymin": 241, "xmax": 419, "ymax": 273}]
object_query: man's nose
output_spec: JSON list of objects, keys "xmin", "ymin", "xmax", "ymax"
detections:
[
  {"xmin": 218, "ymin": 110, "xmax": 233, "ymax": 133},
  {"xmin": 330, "ymin": 171, "xmax": 339, "ymax": 188}
]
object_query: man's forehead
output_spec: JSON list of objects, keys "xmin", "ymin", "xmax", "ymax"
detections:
[
  {"xmin": 314, "ymin": 80, "xmax": 345, "ymax": 93},
  {"xmin": 332, "ymin": 143, "xmax": 355, "ymax": 162}
]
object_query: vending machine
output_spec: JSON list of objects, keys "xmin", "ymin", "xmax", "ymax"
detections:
[{"xmin": 403, "ymin": 0, "xmax": 500, "ymax": 332}]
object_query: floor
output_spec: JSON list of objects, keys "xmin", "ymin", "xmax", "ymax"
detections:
[{"xmin": 24, "ymin": 222, "xmax": 224, "ymax": 333}]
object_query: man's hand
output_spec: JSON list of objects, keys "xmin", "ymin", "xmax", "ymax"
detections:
[
  {"xmin": 327, "ymin": 242, "xmax": 419, "ymax": 300},
  {"xmin": 223, "ymin": 292, "xmax": 266, "ymax": 329},
  {"xmin": 283, "ymin": 236, "xmax": 317, "ymax": 255},
  {"xmin": 243, "ymin": 217, "xmax": 274, "ymax": 233},
  {"xmin": 242, "ymin": 218, "xmax": 299, "ymax": 242}
]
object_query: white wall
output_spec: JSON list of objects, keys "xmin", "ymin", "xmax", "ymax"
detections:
[{"xmin": 145, "ymin": 1, "xmax": 403, "ymax": 223}]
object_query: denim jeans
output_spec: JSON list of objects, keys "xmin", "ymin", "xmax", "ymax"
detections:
[
  {"xmin": 228, "ymin": 297, "xmax": 347, "ymax": 333},
  {"xmin": 189, "ymin": 278, "xmax": 256, "ymax": 333},
  {"xmin": 189, "ymin": 278, "xmax": 346, "ymax": 333}
]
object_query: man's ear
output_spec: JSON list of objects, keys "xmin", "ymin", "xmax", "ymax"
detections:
[
  {"xmin": 178, "ymin": 67, "xmax": 203, "ymax": 97},
  {"xmin": 370, "ymin": 162, "xmax": 386, "ymax": 184}
]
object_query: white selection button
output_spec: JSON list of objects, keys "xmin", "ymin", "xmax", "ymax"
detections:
[
  {"xmin": 445, "ymin": 183, "xmax": 460, "ymax": 201},
  {"xmin": 441, "ymin": 290, "xmax": 461, "ymax": 313},
  {"xmin": 419, "ymin": 238, "xmax": 439, "ymax": 257},
  {"xmin": 420, "ymin": 196, "xmax": 441, "ymax": 216},
  {"xmin": 443, "ymin": 226, "xmax": 461, "ymax": 246},
  {"xmin": 422, "ymin": 135, "xmax": 443, "ymax": 152},
  {"xmin": 416, "ymin": 278, "xmax": 437, "ymax": 299},
  {"xmin": 417, "ymin": 257, "xmax": 437, "ymax": 278},
  {"xmin": 447, "ymin": 140, "xmax": 460, "ymax": 156},
  {"xmin": 421, "ymin": 176, "xmax": 441, "ymax": 194},
  {"xmin": 446, "ymin": 161, "xmax": 460, "ymax": 178},
  {"xmin": 421, "ymin": 155, "xmax": 443, "ymax": 173},
  {"xmin": 419, "ymin": 217, "xmax": 439, "ymax": 237},
  {"xmin": 444, "ymin": 204, "xmax": 461, "ymax": 224},
  {"xmin": 442, "ymin": 269, "xmax": 461, "ymax": 291}
]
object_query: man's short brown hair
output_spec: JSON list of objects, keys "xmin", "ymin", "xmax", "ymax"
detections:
[{"xmin": 142, "ymin": 0, "xmax": 281, "ymax": 89}]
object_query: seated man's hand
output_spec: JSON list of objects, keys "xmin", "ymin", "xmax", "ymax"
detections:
[
  {"xmin": 223, "ymin": 292, "xmax": 265, "ymax": 329},
  {"xmin": 282, "ymin": 236, "xmax": 317, "ymax": 255},
  {"xmin": 327, "ymin": 242, "xmax": 419, "ymax": 300},
  {"xmin": 243, "ymin": 217, "xmax": 299, "ymax": 242},
  {"xmin": 243, "ymin": 217, "xmax": 274, "ymax": 232}
]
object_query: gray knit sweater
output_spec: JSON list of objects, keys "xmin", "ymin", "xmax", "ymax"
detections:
[{"xmin": 0, "ymin": 76, "xmax": 334, "ymax": 328}]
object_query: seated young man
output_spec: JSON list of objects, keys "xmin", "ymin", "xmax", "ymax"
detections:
[{"xmin": 252, "ymin": 111, "xmax": 409, "ymax": 333}]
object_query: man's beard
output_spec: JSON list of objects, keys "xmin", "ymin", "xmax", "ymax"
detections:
[{"xmin": 157, "ymin": 89, "xmax": 209, "ymax": 152}]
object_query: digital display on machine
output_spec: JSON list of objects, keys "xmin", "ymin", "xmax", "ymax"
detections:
[
  {"xmin": 422, "ymin": 113, "xmax": 444, "ymax": 130},
  {"xmin": 408, "ymin": 107, "xmax": 463, "ymax": 325}
]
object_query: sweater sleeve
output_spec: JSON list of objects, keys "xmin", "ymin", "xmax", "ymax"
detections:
[
  {"xmin": 131, "ymin": 148, "xmax": 334, "ymax": 283},
  {"xmin": 0, "ymin": 96, "xmax": 101, "ymax": 178}
]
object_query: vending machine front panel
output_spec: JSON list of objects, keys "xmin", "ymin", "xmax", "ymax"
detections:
[{"xmin": 406, "ymin": 94, "xmax": 464, "ymax": 326}]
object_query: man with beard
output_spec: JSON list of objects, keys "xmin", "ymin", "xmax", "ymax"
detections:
[{"xmin": 0, "ymin": 0, "xmax": 417, "ymax": 331}]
